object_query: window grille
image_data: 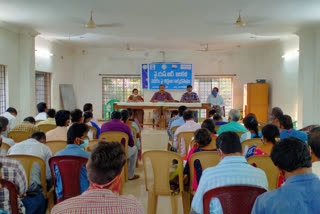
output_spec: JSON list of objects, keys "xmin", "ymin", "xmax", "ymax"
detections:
[
  {"xmin": 35, "ymin": 71, "xmax": 51, "ymax": 107},
  {"xmin": 0, "ymin": 65, "xmax": 6, "ymax": 114}
]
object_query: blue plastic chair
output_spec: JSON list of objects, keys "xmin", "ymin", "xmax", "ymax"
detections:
[{"xmin": 104, "ymin": 99, "xmax": 120, "ymax": 121}]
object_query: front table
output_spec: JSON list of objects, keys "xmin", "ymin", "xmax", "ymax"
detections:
[{"xmin": 113, "ymin": 102, "xmax": 211, "ymax": 129}]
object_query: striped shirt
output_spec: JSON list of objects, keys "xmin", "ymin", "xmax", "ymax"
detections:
[
  {"xmin": 51, "ymin": 188, "xmax": 144, "ymax": 214},
  {"xmin": 191, "ymin": 156, "xmax": 268, "ymax": 214}
]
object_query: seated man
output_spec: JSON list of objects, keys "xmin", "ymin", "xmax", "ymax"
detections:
[
  {"xmin": 8, "ymin": 131, "xmax": 52, "ymax": 189},
  {"xmin": 252, "ymin": 137, "xmax": 320, "ymax": 213},
  {"xmin": 54, "ymin": 123, "xmax": 90, "ymax": 199},
  {"xmin": 279, "ymin": 115, "xmax": 307, "ymax": 142},
  {"xmin": 46, "ymin": 110, "xmax": 70, "ymax": 141},
  {"xmin": 11, "ymin": 117, "xmax": 40, "ymax": 136},
  {"xmin": 70, "ymin": 109, "xmax": 84, "ymax": 124},
  {"xmin": 0, "ymin": 156, "xmax": 45, "ymax": 214},
  {"xmin": 173, "ymin": 110, "xmax": 201, "ymax": 156},
  {"xmin": 269, "ymin": 107, "xmax": 283, "ymax": 128},
  {"xmin": 0, "ymin": 107, "xmax": 17, "ymax": 136},
  {"xmin": 307, "ymin": 127, "xmax": 320, "ymax": 178},
  {"xmin": 217, "ymin": 109, "xmax": 248, "ymax": 134},
  {"xmin": 213, "ymin": 113, "xmax": 228, "ymax": 126},
  {"xmin": 191, "ymin": 131, "xmax": 268, "ymax": 214},
  {"xmin": 168, "ymin": 106, "xmax": 187, "ymax": 139},
  {"xmin": 51, "ymin": 141, "xmax": 144, "ymax": 213},
  {"xmin": 0, "ymin": 117, "xmax": 15, "ymax": 149},
  {"xmin": 101, "ymin": 111, "xmax": 139, "ymax": 180},
  {"xmin": 35, "ymin": 102, "xmax": 47, "ymax": 121},
  {"xmin": 167, "ymin": 110, "xmax": 179, "ymax": 137},
  {"xmin": 37, "ymin": 108, "xmax": 56, "ymax": 126}
]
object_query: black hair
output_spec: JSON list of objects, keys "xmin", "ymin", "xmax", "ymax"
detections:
[
  {"xmin": 194, "ymin": 128, "xmax": 212, "ymax": 147},
  {"xmin": 83, "ymin": 111, "xmax": 93, "ymax": 123},
  {"xmin": 121, "ymin": 110, "xmax": 129, "ymax": 122},
  {"xmin": 308, "ymin": 127, "xmax": 320, "ymax": 159},
  {"xmin": 201, "ymin": 119, "xmax": 216, "ymax": 134},
  {"xmin": 132, "ymin": 88, "xmax": 138, "ymax": 93},
  {"xmin": 213, "ymin": 113, "xmax": 222, "ymax": 121},
  {"xmin": 87, "ymin": 141, "xmax": 126, "ymax": 185},
  {"xmin": 279, "ymin": 115, "xmax": 293, "ymax": 130},
  {"xmin": 243, "ymin": 115, "xmax": 260, "ymax": 138},
  {"xmin": 271, "ymin": 137, "xmax": 311, "ymax": 172},
  {"xmin": 183, "ymin": 110, "xmax": 194, "ymax": 120},
  {"xmin": 6, "ymin": 107, "xmax": 17, "ymax": 115},
  {"xmin": 178, "ymin": 106, "xmax": 187, "ymax": 117},
  {"xmin": 46, "ymin": 109, "xmax": 56, "ymax": 118},
  {"xmin": 55, "ymin": 110, "xmax": 71, "ymax": 127},
  {"xmin": 213, "ymin": 87, "xmax": 219, "ymax": 92},
  {"xmin": 272, "ymin": 107, "xmax": 283, "ymax": 120},
  {"xmin": 127, "ymin": 108, "xmax": 133, "ymax": 117},
  {"xmin": 0, "ymin": 116, "xmax": 9, "ymax": 132},
  {"xmin": 187, "ymin": 85, "xmax": 192, "ymax": 88},
  {"xmin": 71, "ymin": 109, "xmax": 83, "ymax": 123},
  {"xmin": 262, "ymin": 124, "xmax": 280, "ymax": 144},
  {"xmin": 37, "ymin": 102, "xmax": 47, "ymax": 113},
  {"xmin": 159, "ymin": 84, "xmax": 165, "ymax": 88},
  {"xmin": 31, "ymin": 131, "xmax": 46, "ymax": 142},
  {"xmin": 24, "ymin": 117, "xmax": 35, "ymax": 124},
  {"xmin": 83, "ymin": 103, "xmax": 93, "ymax": 112},
  {"xmin": 216, "ymin": 131, "xmax": 242, "ymax": 154},
  {"xmin": 209, "ymin": 109, "xmax": 216, "ymax": 117},
  {"xmin": 171, "ymin": 110, "xmax": 179, "ymax": 118},
  {"xmin": 67, "ymin": 123, "xmax": 89, "ymax": 145},
  {"xmin": 111, "ymin": 111, "xmax": 121, "ymax": 120}
]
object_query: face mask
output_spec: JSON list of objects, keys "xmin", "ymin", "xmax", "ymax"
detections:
[
  {"xmin": 188, "ymin": 91, "xmax": 192, "ymax": 94},
  {"xmin": 212, "ymin": 91, "xmax": 217, "ymax": 96},
  {"xmin": 79, "ymin": 139, "xmax": 89, "ymax": 149},
  {"xmin": 90, "ymin": 172, "xmax": 123, "ymax": 194},
  {"xmin": 133, "ymin": 94, "xmax": 138, "ymax": 97}
]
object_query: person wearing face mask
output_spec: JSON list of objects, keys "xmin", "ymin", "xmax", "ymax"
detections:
[
  {"xmin": 46, "ymin": 110, "xmax": 71, "ymax": 142},
  {"xmin": 51, "ymin": 141, "xmax": 144, "ymax": 214},
  {"xmin": 54, "ymin": 123, "xmax": 90, "ymax": 199},
  {"xmin": 180, "ymin": 85, "xmax": 200, "ymax": 122},
  {"xmin": 127, "ymin": 88, "xmax": 144, "ymax": 125},
  {"xmin": 207, "ymin": 87, "xmax": 225, "ymax": 116}
]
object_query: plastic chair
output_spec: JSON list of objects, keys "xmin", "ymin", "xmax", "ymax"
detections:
[
  {"xmin": 104, "ymin": 99, "xmax": 120, "ymax": 121},
  {"xmin": 203, "ymin": 185, "xmax": 266, "ymax": 214},
  {"xmin": 177, "ymin": 131, "xmax": 195, "ymax": 156},
  {"xmin": 0, "ymin": 179, "xmax": 19, "ymax": 214},
  {"xmin": 37, "ymin": 124, "xmax": 57, "ymax": 133},
  {"xmin": 99, "ymin": 132, "xmax": 129, "ymax": 181},
  {"xmin": 142, "ymin": 150, "xmax": 184, "ymax": 214},
  {"xmin": 46, "ymin": 141, "xmax": 67, "ymax": 156},
  {"xmin": 170, "ymin": 126, "xmax": 180, "ymax": 141},
  {"xmin": 88, "ymin": 126, "xmax": 98, "ymax": 139},
  {"xmin": 85, "ymin": 139, "xmax": 100, "ymax": 152},
  {"xmin": 241, "ymin": 138, "xmax": 263, "ymax": 152},
  {"xmin": 235, "ymin": 132, "xmax": 245, "ymax": 138},
  {"xmin": 0, "ymin": 142, "xmax": 11, "ymax": 154},
  {"xmin": 49, "ymin": 155, "xmax": 88, "ymax": 203},
  {"xmin": 7, "ymin": 131, "xmax": 30, "ymax": 143},
  {"xmin": 247, "ymin": 155, "xmax": 280, "ymax": 190}
]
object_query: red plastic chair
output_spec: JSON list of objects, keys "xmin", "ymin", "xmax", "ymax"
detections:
[
  {"xmin": 203, "ymin": 185, "xmax": 266, "ymax": 214},
  {"xmin": 0, "ymin": 179, "xmax": 19, "ymax": 214},
  {"xmin": 49, "ymin": 155, "xmax": 88, "ymax": 203}
]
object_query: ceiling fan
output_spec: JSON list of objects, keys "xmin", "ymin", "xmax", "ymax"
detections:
[
  {"xmin": 85, "ymin": 10, "xmax": 121, "ymax": 28},
  {"xmin": 234, "ymin": 11, "xmax": 246, "ymax": 27}
]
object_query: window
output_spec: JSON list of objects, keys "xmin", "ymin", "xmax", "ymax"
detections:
[
  {"xmin": 35, "ymin": 71, "xmax": 51, "ymax": 107},
  {"xmin": 102, "ymin": 76, "xmax": 143, "ymax": 116},
  {"xmin": 0, "ymin": 65, "xmax": 6, "ymax": 114},
  {"xmin": 193, "ymin": 76, "xmax": 233, "ymax": 117}
]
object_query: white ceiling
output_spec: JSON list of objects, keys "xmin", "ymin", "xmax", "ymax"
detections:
[{"xmin": 0, "ymin": 0, "xmax": 319, "ymax": 50}]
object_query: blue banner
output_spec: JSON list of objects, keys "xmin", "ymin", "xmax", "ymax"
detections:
[
  {"xmin": 148, "ymin": 63, "xmax": 193, "ymax": 90},
  {"xmin": 141, "ymin": 64, "xmax": 148, "ymax": 89}
]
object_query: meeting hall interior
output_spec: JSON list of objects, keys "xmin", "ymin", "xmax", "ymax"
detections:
[{"xmin": 0, "ymin": 0, "xmax": 319, "ymax": 214}]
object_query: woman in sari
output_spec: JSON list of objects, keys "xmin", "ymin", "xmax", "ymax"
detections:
[{"xmin": 127, "ymin": 88, "xmax": 144, "ymax": 126}]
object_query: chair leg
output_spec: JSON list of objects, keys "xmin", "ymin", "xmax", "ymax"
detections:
[
  {"xmin": 182, "ymin": 191, "xmax": 190, "ymax": 214},
  {"xmin": 148, "ymin": 192, "xmax": 158, "ymax": 214},
  {"xmin": 170, "ymin": 194, "xmax": 179, "ymax": 214},
  {"xmin": 124, "ymin": 162, "xmax": 128, "ymax": 182}
]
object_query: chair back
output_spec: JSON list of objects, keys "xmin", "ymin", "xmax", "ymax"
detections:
[
  {"xmin": 0, "ymin": 179, "xmax": 19, "ymax": 214},
  {"xmin": 177, "ymin": 131, "xmax": 195, "ymax": 155},
  {"xmin": 37, "ymin": 124, "xmax": 57, "ymax": 133},
  {"xmin": 7, "ymin": 155, "xmax": 47, "ymax": 196},
  {"xmin": 86, "ymin": 139, "xmax": 100, "ymax": 152},
  {"xmin": 46, "ymin": 141, "xmax": 67, "ymax": 156},
  {"xmin": 7, "ymin": 131, "xmax": 30, "ymax": 143},
  {"xmin": 104, "ymin": 99, "xmax": 120, "ymax": 121},
  {"xmin": 130, "ymin": 126, "xmax": 137, "ymax": 146},
  {"xmin": 203, "ymin": 185, "xmax": 266, "ymax": 214},
  {"xmin": 189, "ymin": 151, "xmax": 219, "ymax": 192},
  {"xmin": 49, "ymin": 155, "xmax": 88, "ymax": 203},
  {"xmin": 143, "ymin": 150, "xmax": 184, "ymax": 196},
  {"xmin": 235, "ymin": 132, "xmax": 245, "ymax": 138},
  {"xmin": 241, "ymin": 138, "xmax": 263, "ymax": 152},
  {"xmin": 247, "ymin": 155, "xmax": 279, "ymax": 190},
  {"xmin": 0, "ymin": 142, "xmax": 11, "ymax": 154},
  {"xmin": 88, "ymin": 126, "xmax": 98, "ymax": 139},
  {"xmin": 170, "ymin": 126, "xmax": 180, "ymax": 141}
]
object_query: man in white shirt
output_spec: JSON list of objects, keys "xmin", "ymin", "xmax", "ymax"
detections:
[
  {"xmin": 207, "ymin": 87, "xmax": 225, "ymax": 116},
  {"xmin": 8, "ymin": 131, "xmax": 52, "ymax": 187},
  {"xmin": 0, "ymin": 107, "xmax": 17, "ymax": 137},
  {"xmin": 0, "ymin": 116, "xmax": 15, "ymax": 156},
  {"xmin": 308, "ymin": 127, "xmax": 320, "ymax": 178},
  {"xmin": 35, "ymin": 102, "xmax": 48, "ymax": 121}
]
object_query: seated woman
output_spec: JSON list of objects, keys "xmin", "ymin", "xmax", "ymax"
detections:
[
  {"xmin": 121, "ymin": 109, "xmax": 141, "ymax": 150},
  {"xmin": 240, "ymin": 115, "xmax": 262, "ymax": 142},
  {"xmin": 127, "ymin": 88, "xmax": 144, "ymax": 125},
  {"xmin": 184, "ymin": 128, "xmax": 216, "ymax": 192},
  {"xmin": 201, "ymin": 119, "xmax": 218, "ymax": 140},
  {"xmin": 83, "ymin": 111, "xmax": 100, "ymax": 139}
]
